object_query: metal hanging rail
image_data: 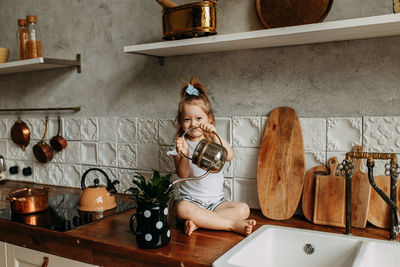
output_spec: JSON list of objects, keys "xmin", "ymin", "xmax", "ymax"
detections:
[{"xmin": 0, "ymin": 107, "xmax": 81, "ymax": 113}]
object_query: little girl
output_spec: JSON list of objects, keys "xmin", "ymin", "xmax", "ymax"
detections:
[{"xmin": 169, "ymin": 78, "xmax": 256, "ymax": 236}]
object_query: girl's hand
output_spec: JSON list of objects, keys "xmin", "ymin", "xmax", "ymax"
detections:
[
  {"xmin": 176, "ymin": 136, "xmax": 189, "ymax": 156},
  {"xmin": 199, "ymin": 122, "xmax": 218, "ymax": 141}
]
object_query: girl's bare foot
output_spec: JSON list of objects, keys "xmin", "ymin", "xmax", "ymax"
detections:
[
  {"xmin": 185, "ymin": 220, "xmax": 199, "ymax": 235},
  {"xmin": 232, "ymin": 219, "xmax": 256, "ymax": 236}
]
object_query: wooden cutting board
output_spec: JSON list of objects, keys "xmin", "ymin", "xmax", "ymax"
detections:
[
  {"xmin": 257, "ymin": 107, "xmax": 305, "ymax": 220},
  {"xmin": 368, "ymin": 175, "xmax": 400, "ymax": 229},
  {"xmin": 350, "ymin": 146, "xmax": 371, "ymax": 228},
  {"xmin": 313, "ymin": 157, "xmax": 346, "ymax": 227},
  {"xmin": 302, "ymin": 165, "xmax": 328, "ymax": 222}
]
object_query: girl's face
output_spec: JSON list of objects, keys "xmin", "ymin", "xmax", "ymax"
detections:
[{"xmin": 181, "ymin": 103, "xmax": 210, "ymax": 141}]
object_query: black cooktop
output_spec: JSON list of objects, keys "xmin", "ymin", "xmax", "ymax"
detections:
[{"xmin": 0, "ymin": 193, "xmax": 135, "ymax": 232}]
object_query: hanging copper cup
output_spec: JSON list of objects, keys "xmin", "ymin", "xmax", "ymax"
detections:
[
  {"xmin": 33, "ymin": 117, "xmax": 53, "ymax": 163},
  {"xmin": 50, "ymin": 116, "xmax": 67, "ymax": 152},
  {"xmin": 11, "ymin": 116, "xmax": 30, "ymax": 150}
]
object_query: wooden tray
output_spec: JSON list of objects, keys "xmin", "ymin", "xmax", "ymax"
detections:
[{"xmin": 256, "ymin": 0, "xmax": 334, "ymax": 29}]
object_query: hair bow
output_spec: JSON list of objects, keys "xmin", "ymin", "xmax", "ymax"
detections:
[{"xmin": 185, "ymin": 84, "xmax": 199, "ymax": 96}]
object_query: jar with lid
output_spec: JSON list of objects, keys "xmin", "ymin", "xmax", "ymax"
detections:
[
  {"xmin": 16, "ymin": 19, "xmax": 29, "ymax": 60},
  {"xmin": 26, "ymin": 15, "xmax": 42, "ymax": 59}
]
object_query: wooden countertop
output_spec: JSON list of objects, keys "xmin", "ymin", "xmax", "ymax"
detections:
[{"xmin": 0, "ymin": 180, "xmax": 395, "ymax": 266}]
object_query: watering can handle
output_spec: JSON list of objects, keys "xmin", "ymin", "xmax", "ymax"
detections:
[{"xmin": 179, "ymin": 126, "xmax": 223, "ymax": 159}]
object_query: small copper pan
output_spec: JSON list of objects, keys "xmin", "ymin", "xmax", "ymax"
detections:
[
  {"xmin": 50, "ymin": 116, "xmax": 67, "ymax": 152},
  {"xmin": 33, "ymin": 117, "xmax": 53, "ymax": 163}
]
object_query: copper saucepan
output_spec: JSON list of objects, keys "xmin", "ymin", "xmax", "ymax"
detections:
[
  {"xmin": 11, "ymin": 116, "xmax": 30, "ymax": 150},
  {"xmin": 33, "ymin": 117, "xmax": 53, "ymax": 163},
  {"xmin": 7, "ymin": 187, "xmax": 49, "ymax": 214},
  {"xmin": 50, "ymin": 116, "xmax": 67, "ymax": 152}
]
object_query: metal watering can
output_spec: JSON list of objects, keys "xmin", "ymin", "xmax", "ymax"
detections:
[{"xmin": 170, "ymin": 126, "xmax": 228, "ymax": 186}]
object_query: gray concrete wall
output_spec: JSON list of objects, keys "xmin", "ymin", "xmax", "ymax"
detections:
[{"xmin": 0, "ymin": 0, "xmax": 398, "ymax": 118}]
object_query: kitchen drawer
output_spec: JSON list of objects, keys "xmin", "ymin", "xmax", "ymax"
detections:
[{"xmin": 5, "ymin": 243, "xmax": 98, "ymax": 267}]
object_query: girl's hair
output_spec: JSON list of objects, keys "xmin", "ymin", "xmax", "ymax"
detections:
[{"xmin": 174, "ymin": 77, "xmax": 215, "ymax": 139}]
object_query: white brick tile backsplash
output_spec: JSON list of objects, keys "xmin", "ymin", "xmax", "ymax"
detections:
[
  {"xmin": 300, "ymin": 118, "xmax": 326, "ymax": 151},
  {"xmin": 47, "ymin": 117, "xmax": 59, "ymax": 139},
  {"xmin": 363, "ymin": 117, "xmax": 400, "ymax": 153},
  {"xmin": 64, "ymin": 118, "xmax": 81, "ymax": 140},
  {"xmin": 137, "ymin": 144, "xmax": 159, "ymax": 171},
  {"xmin": 118, "ymin": 118, "xmax": 137, "ymax": 143},
  {"xmin": 223, "ymin": 178, "xmax": 233, "ymax": 201},
  {"xmin": 159, "ymin": 119, "xmax": 175, "ymax": 146},
  {"xmin": 62, "ymin": 164, "xmax": 81, "ymax": 188},
  {"xmin": 327, "ymin": 118, "xmax": 362, "ymax": 152},
  {"xmin": 233, "ymin": 147, "xmax": 258, "ymax": 179},
  {"xmin": 98, "ymin": 117, "xmax": 118, "ymax": 142},
  {"xmin": 223, "ymin": 160, "xmax": 233, "ymax": 178},
  {"xmin": 0, "ymin": 139, "xmax": 6, "ymax": 156},
  {"xmin": 7, "ymin": 140, "xmax": 33, "ymax": 161},
  {"xmin": 233, "ymin": 117, "xmax": 261, "ymax": 147},
  {"xmin": 117, "ymin": 143, "xmax": 137, "ymax": 169},
  {"xmin": 137, "ymin": 118, "xmax": 158, "ymax": 144},
  {"xmin": 233, "ymin": 178, "xmax": 259, "ymax": 209},
  {"xmin": 47, "ymin": 163, "xmax": 64, "ymax": 185},
  {"xmin": 116, "ymin": 168, "xmax": 136, "ymax": 193},
  {"xmin": 51, "ymin": 148, "xmax": 65, "ymax": 163},
  {"xmin": 305, "ymin": 151, "xmax": 326, "ymax": 172},
  {"xmin": 159, "ymin": 145, "xmax": 175, "ymax": 173},
  {"xmin": 215, "ymin": 118, "xmax": 232, "ymax": 145},
  {"xmin": 98, "ymin": 142, "xmax": 118, "ymax": 167},
  {"xmin": 5, "ymin": 114, "xmax": 400, "ymax": 211},
  {"xmin": 81, "ymin": 142, "xmax": 98, "ymax": 165},
  {"xmin": 81, "ymin": 117, "xmax": 98, "ymax": 141},
  {"xmin": 0, "ymin": 119, "xmax": 8, "ymax": 138},
  {"xmin": 64, "ymin": 141, "xmax": 81, "ymax": 165},
  {"xmin": 26, "ymin": 118, "xmax": 45, "ymax": 140}
]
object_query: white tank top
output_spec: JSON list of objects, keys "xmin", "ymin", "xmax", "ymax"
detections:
[{"xmin": 169, "ymin": 139, "xmax": 224, "ymax": 203}]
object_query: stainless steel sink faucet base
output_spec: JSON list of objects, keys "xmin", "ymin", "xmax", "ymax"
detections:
[{"xmin": 341, "ymin": 152, "xmax": 400, "ymax": 240}]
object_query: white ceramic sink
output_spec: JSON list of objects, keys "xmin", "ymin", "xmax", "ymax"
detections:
[{"xmin": 212, "ymin": 225, "xmax": 400, "ymax": 267}]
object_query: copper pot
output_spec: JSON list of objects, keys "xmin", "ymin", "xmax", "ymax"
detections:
[
  {"xmin": 7, "ymin": 187, "xmax": 49, "ymax": 214},
  {"xmin": 33, "ymin": 117, "xmax": 53, "ymax": 163},
  {"xmin": 50, "ymin": 116, "xmax": 67, "ymax": 152},
  {"xmin": 161, "ymin": 1, "xmax": 217, "ymax": 40},
  {"xmin": 11, "ymin": 117, "xmax": 30, "ymax": 151}
]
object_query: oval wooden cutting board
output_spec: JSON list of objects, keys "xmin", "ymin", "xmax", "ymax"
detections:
[{"xmin": 257, "ymin": 107, "xmax": 305, "ymax": 220}]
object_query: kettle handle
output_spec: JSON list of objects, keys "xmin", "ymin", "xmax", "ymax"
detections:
[
  {"xmin": 179, "ymin": 126, "xmax": 223, "ymax": 160},
  {"xmin": 81, "ymin": 168, "xmax": 112, "ymax": 190}
]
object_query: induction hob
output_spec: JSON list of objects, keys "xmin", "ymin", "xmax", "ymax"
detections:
[{"xmin": 0, "ymin": 193, "xmax": 135, "ymax": 232}]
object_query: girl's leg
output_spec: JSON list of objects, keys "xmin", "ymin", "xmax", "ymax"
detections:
[
  {"xmin": 213, "ymin": 201, "xmax": 251, "ymax": 220},
  {"xmin": 176, "ymin": 200, "xmax": 256, "ymax": 236}
]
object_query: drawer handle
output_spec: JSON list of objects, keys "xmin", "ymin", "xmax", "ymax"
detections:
[{"xmin": 41, "ymin": 256, "xmax": 49, "ymax": 267}]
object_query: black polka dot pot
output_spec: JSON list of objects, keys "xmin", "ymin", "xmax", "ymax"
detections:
[{"xmin": 130, "ymin": 202, "xmax": 170, "ymax": 249}]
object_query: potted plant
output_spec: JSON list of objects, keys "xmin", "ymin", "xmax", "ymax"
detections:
[{"xmin": 126, "ymin": 170, "xmax": 174, "ymax": 249}]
